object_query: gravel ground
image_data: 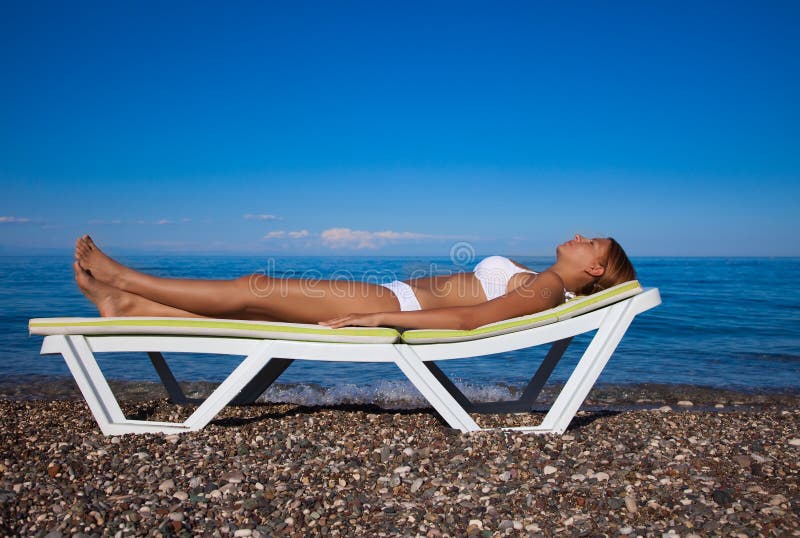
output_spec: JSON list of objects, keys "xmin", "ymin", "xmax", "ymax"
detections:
[{"xmin": 1, "ymin": 399, "xmax": 798, "ymax": 537}]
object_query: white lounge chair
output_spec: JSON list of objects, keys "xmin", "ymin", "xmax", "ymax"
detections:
[{"xmin": 29, "ymin": 281, "xmax": 661, "ymax": 436}]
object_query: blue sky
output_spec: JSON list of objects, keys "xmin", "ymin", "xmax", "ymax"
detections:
[{"xmin": 1, "ymin": 0, "xmax": 798, "ymax": 257}]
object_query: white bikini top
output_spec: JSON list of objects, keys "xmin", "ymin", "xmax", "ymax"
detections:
[{"xmin": 473, "ymin": 255, "xmax": 577, "ymax": 302}]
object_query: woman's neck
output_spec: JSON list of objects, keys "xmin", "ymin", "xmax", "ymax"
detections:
[{"xmin": 545, "ymin": 262, "xmax": 593, "ymax": 294}]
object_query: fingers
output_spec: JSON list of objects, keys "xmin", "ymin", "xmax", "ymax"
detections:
[
  {"xmin": 319, "ymin": 316, "xmax": 352, "ymax": 328},
  {"xmin": 319, "ymin": 313, "xmax": 360, "ymax": 328}
]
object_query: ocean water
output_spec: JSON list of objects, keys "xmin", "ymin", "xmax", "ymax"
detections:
[{"xmin": 1, "ymin": 255, "xmax": 799, "ymax": 405}]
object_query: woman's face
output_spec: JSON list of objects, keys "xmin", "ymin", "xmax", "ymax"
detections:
[{"xmin": 557, "ymin": 234, "xmax": 611, "ymax": 269}]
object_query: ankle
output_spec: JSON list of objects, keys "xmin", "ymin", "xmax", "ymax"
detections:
[
  {"xmin": 109, "ymin": 270, "xmax": 129, "ymax": 292},
  {"xmin": 111, "ymin": 292, "xmax": 136, "ymax": 316}
]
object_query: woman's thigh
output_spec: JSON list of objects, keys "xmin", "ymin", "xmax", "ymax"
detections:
[{"xmin": 243, "ymin": 275, "xmax": 401, "ymax": 323}]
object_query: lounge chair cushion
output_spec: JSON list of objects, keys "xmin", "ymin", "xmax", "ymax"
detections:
[
  {"xmin": 28, "ymin": 317, "xmax": 401, "ymax": 344},
  {"xmin": 400, "ymin": 280, "xmax": 644, "ymax": 344}
]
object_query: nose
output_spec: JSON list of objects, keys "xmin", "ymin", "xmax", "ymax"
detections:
[{"xmin": 575, "ymin": 234, "xmax": 587, "ymax": 242}]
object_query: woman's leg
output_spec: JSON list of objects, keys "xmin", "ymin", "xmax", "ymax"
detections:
[
  {"xmin": 75, "ymin": 236, "xmax": 250, "ymax": 316},
  {"xmin": 74, "ymin": 262, "xmax": 286, "ymax": 320},
  {"xmin": 75, "ymin": 236, "xmax": 400, "ymax": 322},
  {"xmin": 74, "ymin": 262, "xmax": 205, "ymax": 318}
]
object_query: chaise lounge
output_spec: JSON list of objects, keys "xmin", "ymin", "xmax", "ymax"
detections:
[{"xmin": 29, "ymin": 281, "xmax": 661, "ymax": 436}]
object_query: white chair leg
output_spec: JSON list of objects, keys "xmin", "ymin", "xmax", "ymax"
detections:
[
  {"xmin": 49, "ymin": 337, "xmax": 278, "ymax": 435},
  {"xmin": 533, "ymin": 301, "xmax": 635, "ymax": 434},
  {"xmin": 183, "ymin": 341, "xmax": 277, "ymax": 431},
  {"xmin": 60, "ymin": 335, "xmax": 127, "ymax": 435},
  {"xmin": 393, "ymin": 345, "xmax": 481, "ymax": 433}
]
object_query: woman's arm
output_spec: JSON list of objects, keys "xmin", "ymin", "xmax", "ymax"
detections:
[{"xmin": 319, "ymin": 271, "xmax": 564, "ymax": 330}]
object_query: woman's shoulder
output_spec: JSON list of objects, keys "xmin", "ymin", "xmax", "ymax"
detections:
[{"xmin": 517, "ymin": 270, "xmax": 565, "ymax": 303}]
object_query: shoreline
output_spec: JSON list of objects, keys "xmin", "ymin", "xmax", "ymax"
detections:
[{"xmin": 1, "ymin": 375, "xmax": 798, "ymax": 412}]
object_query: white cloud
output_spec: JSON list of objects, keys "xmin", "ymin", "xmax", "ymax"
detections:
[
  {"xmin": 260, "ymin": 227, "xmax": 474, "ymax": 249},
  {"xmin": 244, "ymin": 214, "xmax": 281, "ymax": 221},
  {"xmin": 156, "ymin": 219, "xmax": 172, "ymax": 225},
  {"xmin": 263, "ymin": 229, "xmax": 309, "ymax": 240},
  {"xmin": 320, "ymin": 227, "xmax": 446, "ymax": 249},
  {"xmin": 0, "ymin": 216, "xmax": 31, "ymax": 223}
]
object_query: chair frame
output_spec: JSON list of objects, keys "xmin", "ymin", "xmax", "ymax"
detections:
[{"xmin": 36, "ymin": 288, "xmax": 661, "ymax": 436}]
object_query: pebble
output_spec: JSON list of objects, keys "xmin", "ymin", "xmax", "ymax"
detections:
[
  {"xmin": 221, "ymin": 470, "xmax": 245, "ymax": 483},
  {"xmin": 499, "ymin": 519, "xmax": 514, "ymax": 530},
  {"xmin": 658, "ymin": 405, "xmax": 672, "ymax": 412},
  {"xmin": 468, "ymin": 519, "xmax": 483, "ymax": 529},
  {"xmin": 677, "ymin": 400, "xmax": 693, "ymax": 406},
  {"xmin": 770, "ymin": 494, "xmax": 787, "ymax": 506},
  {"xmin": 789, "ymin": 438, "xmax": 800, "ymax": 446},
  {"xmin": 1, "ymin": 396, "xmax": 799, "ymax": 537}
]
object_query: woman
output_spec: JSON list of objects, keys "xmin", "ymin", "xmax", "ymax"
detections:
[{"xmin": 72, "ymin": 234, "xmax": 635, "ymax": 330}]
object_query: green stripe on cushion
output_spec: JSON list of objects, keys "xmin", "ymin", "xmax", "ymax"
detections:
[
  {"xmin": 400, "ymin": 310, "xmax": 558, "ymax": 341},
  {"xmin": 554, "ymin": 280, "xmax": 642, "ymax": 317},
  {"xmin": 29, "ymin": 318, "xmax": 399, "ymax": 338}
]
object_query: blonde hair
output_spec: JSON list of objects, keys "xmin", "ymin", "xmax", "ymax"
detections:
[{"xmin": 578, "ymin": 237, "xmax": 636, "ymax": 296}]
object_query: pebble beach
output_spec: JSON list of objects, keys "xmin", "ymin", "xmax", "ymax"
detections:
[{"xmin": 1, "ymin": 388, "xmax": 798, "ymax": 537}]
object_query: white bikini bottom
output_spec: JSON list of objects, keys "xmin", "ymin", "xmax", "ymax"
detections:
[{"xmin": 380, "ymin": 280, "xmax": 422, "ymax": 311}]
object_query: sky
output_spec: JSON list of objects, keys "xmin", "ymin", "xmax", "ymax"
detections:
[{"xmin": 1, "ymin": 0, "xmax": 798, "ymax": 257}]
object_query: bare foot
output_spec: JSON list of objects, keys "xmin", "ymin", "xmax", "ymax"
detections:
[
  {"xmin": 73, "ymin": 261, "xmax": 132, "ymax": 317},
  {"xmin": 74, "ymin": 234, "xmax": 128, "ymax": 287}
]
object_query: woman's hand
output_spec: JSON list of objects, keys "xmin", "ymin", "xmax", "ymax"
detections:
[{"xmin": 318, "ymin": 312, "xmax": 384, "ymax": 329}]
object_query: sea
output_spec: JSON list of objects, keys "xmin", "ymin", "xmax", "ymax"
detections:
[{"xmin": 1, "ymin": 255, "xmax": 798, "ymax": 408}]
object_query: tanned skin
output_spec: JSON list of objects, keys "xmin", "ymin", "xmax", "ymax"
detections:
[{"xmin": 74, "ymin": 234, "xmax": 611, "ymax": 330}]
